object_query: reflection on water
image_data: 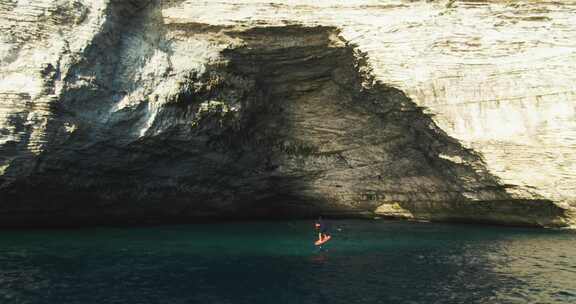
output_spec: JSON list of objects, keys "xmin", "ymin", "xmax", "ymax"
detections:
[
  {"xmin": 489, "ymin": 235, "xmax": 576, "ymax": 303},
  {"xmin": 0, "ymin": 221, "xmax": 575, "ymax": 304}
]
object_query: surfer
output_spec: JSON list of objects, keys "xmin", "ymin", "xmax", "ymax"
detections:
[{"xmin": 315, "ymin": 216, "xmax": 330, "ymax": 244}]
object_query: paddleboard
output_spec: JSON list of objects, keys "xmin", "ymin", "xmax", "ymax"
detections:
[{"xmin": 314, "ymin": 235, "xmax": 332, "ymax": 246}]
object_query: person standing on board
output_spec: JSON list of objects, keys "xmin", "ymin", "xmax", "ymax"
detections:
[{"xmin": 315, "ymin": 216, "xmax": 330, "ymax": 243}]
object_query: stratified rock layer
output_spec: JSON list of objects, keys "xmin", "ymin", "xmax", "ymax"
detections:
[{"xmin": 0, "ymin": 0, "xmax": 574, "ymax": 227}]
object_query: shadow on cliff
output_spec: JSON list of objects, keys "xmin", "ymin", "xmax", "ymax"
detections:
[
  {"xmin": 209, "ymin": 26, "xmax": 518, "ymax": 223},
  {"xmin": 172, "ymin": 25, "xmax": 568, "ymax": 227}
]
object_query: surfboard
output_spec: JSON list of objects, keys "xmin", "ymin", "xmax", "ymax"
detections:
[{"xmin": 314, "ymin": 235, "xmax": 332, "ymax": 246}]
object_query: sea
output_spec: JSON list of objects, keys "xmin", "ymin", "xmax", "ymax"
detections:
[{"xmin": 0, "ymin": 220, "xmax": 575, "ymax": 304}]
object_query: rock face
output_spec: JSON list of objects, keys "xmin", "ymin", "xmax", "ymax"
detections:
[{"xmin": 0, "ymin": 0, "xmax": 574, "ymax": 227}]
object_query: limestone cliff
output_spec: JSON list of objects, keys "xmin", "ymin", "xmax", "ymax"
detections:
[{"xmin": 0, "ymin": 0, "xmax": 574, "ymax": 227}]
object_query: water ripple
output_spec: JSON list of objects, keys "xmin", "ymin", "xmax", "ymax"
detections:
[{"xmin": 0, "ymin": 221, "xmax": 574, "ymax": 304}]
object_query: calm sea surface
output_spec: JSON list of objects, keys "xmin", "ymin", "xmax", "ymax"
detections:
[{"xmin": 0, "ymin": 220, "xmax": 575, "ymax": 304}]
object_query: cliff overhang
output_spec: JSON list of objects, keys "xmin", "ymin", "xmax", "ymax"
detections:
[{"xmin": 0, "ymin": 0, "xmax": 574, "ymax": 228}]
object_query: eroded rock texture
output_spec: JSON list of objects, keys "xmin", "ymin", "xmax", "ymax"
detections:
[{"xmin": 0, "ymin": 0, "xmax": 574, "ymax": 227}]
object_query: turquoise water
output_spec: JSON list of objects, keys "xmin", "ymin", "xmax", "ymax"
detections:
[{"xmin": 0, "ymin": 220, "xmax": 575, "ymax": 304}]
